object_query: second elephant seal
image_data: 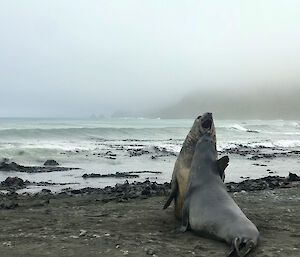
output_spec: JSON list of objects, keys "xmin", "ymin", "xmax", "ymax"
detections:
[{"xmin": 181, "ymin": 132, "xmax": 259, "ymax": 257}]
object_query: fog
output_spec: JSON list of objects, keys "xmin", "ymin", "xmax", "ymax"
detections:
[
  {"xmin": 154, "ymin": 85, "xmax": 300, "ymax": 119},
  {"xmin": 0, "ymin": 1, "xmax": 299, "ymax": 118}
]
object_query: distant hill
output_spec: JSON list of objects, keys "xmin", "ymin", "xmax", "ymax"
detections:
[{"xmin": 151, "ymin": 86, "xmax": 300, "ymax": 119}]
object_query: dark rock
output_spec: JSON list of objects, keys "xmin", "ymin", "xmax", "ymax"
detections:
[
  {"xmin": 252, "ymin": 163, "xmax": 267, "ymax": 167},
  {"xmin": 0, "ymin": 177, "xmax": 28, "ymax": 190},
  {"xmin": 0, "ymin": 201, "xmax": 19, "ymax": 209},
  {"xmin": 287, "ymin": 172, "xmax": 300, "ymax": 181},
  {"xmin": 44, "ymin": 160, "xmax": 59, "ymax": 166},
  {"xmin": 0, "ymin": 161, "xmax": 78, "ymax": 173},
  {"xmin": 127, "ymin": 148, "xmax": 150, "ymax": 157},
  {"xmin": 41, "ymin": 189, "xmax": 52, "ymax": 194},
  {"xmin": 0, "ymin": 161, "xmax": 23, "ymax": 171},
  {"xmin": 141, "ymin": 186, "xmax": 151, "ymax": 196},
  {"xmin": 82, "ymin": 170, "xmax": 161, "ymax": 179},
  {"xmin": 146, "ymin": 248, "xmax": 156, "ymax": 255},
  {"xmin": 83, "ymin": 172, "xmax": 139, "ymax": 179},
  {"xmin": 225, "ymin": 175, "xmax": 296, "ymax": 192}
]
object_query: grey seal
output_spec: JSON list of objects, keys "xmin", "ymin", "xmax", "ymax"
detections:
[
  {"xmin": 181, "ymin": 132, "xmax": 259, "ymax": 257},
  {"xmin": 164, "ymin": 112, "xmax": 221, "ymax": 219}
]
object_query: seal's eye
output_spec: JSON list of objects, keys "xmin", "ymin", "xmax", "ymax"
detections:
[{"xmin": 197, "ymin": 115, "xmax": 202, "ymax": 119}]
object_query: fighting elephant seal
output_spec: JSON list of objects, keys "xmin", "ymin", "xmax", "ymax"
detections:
[
  {"xmin": 163, "ymin": 112, "xmax": 221, "ymax": 219},
  {"xmin": 181, "ymin": 133, "xmax": 259, "ymax": 257}
]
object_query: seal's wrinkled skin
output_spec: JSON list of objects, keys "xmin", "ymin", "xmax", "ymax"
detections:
[
  {"xmin": 181, "ymin": 133, "xmax": 259, "ymax": 257},
  {"xmin": 163, "ymin": 113, "xmax": 219, "ymax": 219}
]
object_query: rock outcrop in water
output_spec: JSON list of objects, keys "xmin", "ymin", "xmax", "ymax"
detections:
[
  {"xmin": 0, "ymin": 161, "xmax": 79, "ymax": 173},
  {"xmin": 44, "ymin": 160, "xmax": 60, "ymax": 166},
  {"xmin": 82, "ymin": 170, "xmax": 162, "ymax": 179},
  {"xmin": 0, "ymin": 177, "xmax": 30, "ymax": 190}
]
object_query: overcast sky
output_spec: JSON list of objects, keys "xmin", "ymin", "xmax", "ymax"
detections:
[{"xmin": 0, "ymin": 1, "xmax": 299, "ymax": 117}]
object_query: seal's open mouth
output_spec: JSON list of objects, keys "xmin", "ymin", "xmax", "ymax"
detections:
[{"xmin": 202, "ymin": 119, "xmax": 212, "ymax": 130}]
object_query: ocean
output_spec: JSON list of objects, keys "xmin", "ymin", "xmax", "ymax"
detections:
[{"xmin": 0, "ymin": 118, "xmax": 299, "ymax": 193}]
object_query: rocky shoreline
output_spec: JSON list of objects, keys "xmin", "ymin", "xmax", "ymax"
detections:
[{"xmin": 1, "ymin": 171, "xmax": 299, "ymax": 210}]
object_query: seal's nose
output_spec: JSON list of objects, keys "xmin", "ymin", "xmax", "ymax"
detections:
[{"xmin": 205, "ymin": 112, "xmax": 212, "ymax": 118}]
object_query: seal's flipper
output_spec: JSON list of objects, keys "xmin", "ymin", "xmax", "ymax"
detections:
[
  {"xmin": 226, "ymin": 237, "xmax": 255, "ymax": 257},
  {"xmin": 226, "ymin": 237, "xmax": 241, "ymax": 257},
  {"xmin": 238, "ymin": 239, "xmax": 255, "ymax": 257},
  {"xmin": 163, "ymin": 179, "xmax": 178, "ymax": 209},
  {"xmin": 180, "ymin": 200, "xmax": 189, "ymax": 232},
  {"xmin": 217, "ymin": 156, "xmax": 229, "ymax": 181}
]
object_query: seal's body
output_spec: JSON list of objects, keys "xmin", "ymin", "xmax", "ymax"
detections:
[
  {"xmin": 164, "ymin": 113, "xmax": 219, "ymax": 219},
  {"xmin": 182, "ymin": 133, "xmax": 259, "ymax": 257}
]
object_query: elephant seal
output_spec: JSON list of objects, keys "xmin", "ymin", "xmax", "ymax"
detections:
[
  {"xmin": 163, "ymin": 112, "xmax": 221, "ymax": 219},
  {"xmin": 181, "ymin": 133, "xmax": 259, "ymax": 257}
]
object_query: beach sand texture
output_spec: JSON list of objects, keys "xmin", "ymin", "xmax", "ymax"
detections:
[{"xmin": 0, "ymin": 187, "xmax": 299, "ymax": 257}]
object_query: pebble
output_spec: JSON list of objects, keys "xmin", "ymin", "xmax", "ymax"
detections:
[
  {"xmin": 79, "ymin": 230, "xmax": 87, "ymax": 237},
  {"xmin": 146, "ymin": 248, "xmax": 156, "ymax": 255},
  {"xmin": 121, "ymin": 250, "xmax": 129, "ymax": 255},
  {"xmin": 2, "ymin": 241, "xmax": 12, "ymax": 248}
]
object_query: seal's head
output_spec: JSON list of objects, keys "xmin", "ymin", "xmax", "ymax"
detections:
[
  {"xmin": 190, "ymin": 112, "xmax": 216, "ymax": 141},
  {"xmin": 192, "ymin": 132, "xmax": 229, "ymax": 181},
  {"xmin": 198, "ymin": 112, "xmax": 213, "ymax": 131},
  {"xmin": 188, "ymin": 112, "xmax": 217, "ymax": 151},
  {"xmin": 196, "ymin": 112, "xmax": 214, "ymax": 133},
  {"xmin": 195, "ymin": 132, "xmax": 217, "ymax": 161}
]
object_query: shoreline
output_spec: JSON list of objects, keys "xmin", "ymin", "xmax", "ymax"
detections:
[{"xmin": 1, "ymin": 172, "xmax": 299, "ymax": 206}]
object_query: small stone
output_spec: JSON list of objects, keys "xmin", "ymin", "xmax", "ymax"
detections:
[
  {"xmin": 2, "ymin": 241, "xmax": 12, "ymax": 247},
  {"xmin": 79, "ymin": 230, "xmax": 87, "ymax": 237},
  {"xmin": 146, "ymin": 248, "xmax": 156, "ymax": 255}
]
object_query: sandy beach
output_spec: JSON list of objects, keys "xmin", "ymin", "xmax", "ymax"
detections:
[{"xmin": 0, "ymin": 177, "xmax": 299, "ymax": 257}]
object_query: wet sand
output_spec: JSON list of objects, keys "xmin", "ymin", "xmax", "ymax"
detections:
[{"xmin": 0, "ymin": 186, "xmax": 299, "ymax": 257}]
